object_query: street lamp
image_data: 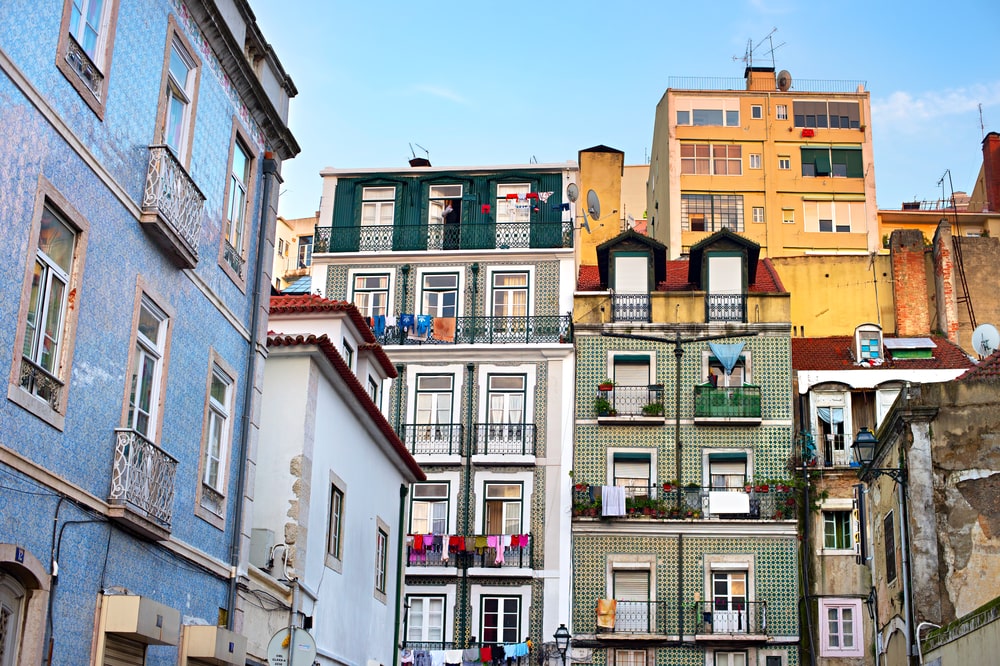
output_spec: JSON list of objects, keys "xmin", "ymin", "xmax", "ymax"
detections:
[
  {"xmin": 851, "ymin": 427, "xmax": 906, "ymax": 484},
  {"xmin": 553, "ymin": 624, "xmax": 571, "ymax": 666}
]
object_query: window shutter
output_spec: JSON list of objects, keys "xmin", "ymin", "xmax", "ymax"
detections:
[
  {"xmin": 614, "ymin": 359, "xmax": 650, "ymax": 386},
  {"xmin": 103, "ymin": 636, "xmax": 146, "ymax": 666},
  {"xmin": 615, "ymin": 460, "xmax": 650, "ymax": 480},
  {"xmin": 613, "ymin": 570, "xmax": 650, "ymax": 600}
]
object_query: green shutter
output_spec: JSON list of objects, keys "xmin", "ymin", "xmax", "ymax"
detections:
[
  {"xmin": 846, "ymin": 149, "xmax": 863, "ymax": 178},
  {"xmin": 815, "ymin": 150, "xmax": 832, "ymax": 176}
]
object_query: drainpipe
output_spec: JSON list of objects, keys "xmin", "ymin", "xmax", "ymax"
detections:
[
  {"xmin": 457, "ymin": 362, "xmax": 476, "ymax": 645},
  {"xmin": 227, "ymin": 152, "xmax": 281, "ymax": 628},
  {"xmin": 899, "ymin": 463, "xmax": 914, "ymax": 661},
  {"xmin": 673, "ymin": 335, "xmax": 684, "ymax": 640},
  {"xmin": 469, "ymin": 264, "xmax": 479, "ymax": 343},
  {"xmin": 394, "ymin": 363, "xmax": 405, "ymax": 433},
  {"xmin": 799, "ymin": 427, "xmax": 816, "ymax": 666},
  {"xmin": 677, "ymin": 534, "xmax": 684, "ymax": 640},
  {"xmin": 393, "ymin": 484, "xmax": 409, "ymax": 666}
]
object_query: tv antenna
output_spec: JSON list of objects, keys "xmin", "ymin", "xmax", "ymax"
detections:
[
  {"xmin": 409, "ymin": 143, "xmax": 429, "ymax": 160},
  {"xmin": 733, "ymin": 28, "xmax": 785, "ymax": 70}
]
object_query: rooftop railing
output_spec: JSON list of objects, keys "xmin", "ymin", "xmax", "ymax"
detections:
[{"xmin": 667, "ymin": 76, "xmax": 867, "ymax": 93}]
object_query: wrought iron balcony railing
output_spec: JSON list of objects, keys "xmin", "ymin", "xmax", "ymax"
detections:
[
  {"xmin": 108, "ymin": 429, "xmax": 178, "ymax": 528},
  {"xmin": 595, "ymin": 385, "xmax": 665, "ymax": 418},
  {"xmin": 611, "ymin": 293, "xmax": 651, "ymax": 323},
  {"xmin": 374, "ymin": 315, "xmax": 571, "ymax": 346},
  {"xmin": 473, "ymin": 423, "xmax": 536, "ymax": 455},
  {"xmin": 140, "ymin": 145, "xmax": 206, "ymax": 267},
  {"xmin": 571, "ymin": 483, "xmax": 796, "ymax": 521},
  {"xmin": 707, "ymin": 293, "xmax": 746, "ymax": 322},
  {"xmin": 314, "ymin": 220, "xmax": 573, "ymax": 253},
  {"xmin": 222, "ymin": 239, "xmax": 245, "ymax": 278},
  {"xmin": 64, "ymin": 33, "xmax": 103, "ymax": 99},
  {"xmin": 692, "ymin": 600, "xmax": 767, "ymax": 636},
  {"xmin": 401, "ymin": 424, "xmax": 464, "ymax": 455},
  {"xmin": 597, "ymin": 600, "xmax": 678, "ymax": 634},
  {"xmin": 18, "ymin": 357, "xmax": 64, "ymax": 411},
  {"xmin": 693, "ymin": 384, "xmax": 762, "ymax": 420},
  {"xmin": 406, "ymin": 533, "xmax": 532, "ymax": 569},
  {"xmin": 816, "ymin": 431, "xmax": 854, "ymax": 467}
]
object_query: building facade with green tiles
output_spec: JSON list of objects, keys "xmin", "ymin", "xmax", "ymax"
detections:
[
  {"xmin": 311, "ymin": 162, "xmax": 579, "ymax": 662},
  {"xmin": 571, "ymin": 229, "xmax": 799, "ymax": 666}
]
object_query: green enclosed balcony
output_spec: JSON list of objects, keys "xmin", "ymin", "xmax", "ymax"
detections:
[
  {"xmin": 314, "ymin": 220, "xmax": 573, "ymax": 253},
  {"xmin": 693, "ymin": 384, "xmax": 762, "ymax": 424}
]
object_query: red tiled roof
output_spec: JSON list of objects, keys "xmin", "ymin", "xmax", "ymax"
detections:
[
  {"xmin": 958, "ymin": 349, "xmax": 1000, "ymax": 381},
  {"xmin": 577, "ymin": 265, "xmax": 601, "ymax": 291},
  {"xmin": 267, "ymin": 333, "xmax": 425, "ymax": 481},
  {"xmin": 580, "ymin": 258, "xmax": 785, "ymax": 293},
  {"xmin": 270, "ymin": 295, "xmax": 376, "ymax": 344},
  {"xmin": 792, "ymin": 336, "xmax": 974, "ymax": 371}
]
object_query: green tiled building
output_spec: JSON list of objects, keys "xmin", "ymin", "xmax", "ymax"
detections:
[{"xmin": 571, "ymin": 230, "xmax": 799, "ymax": 666}]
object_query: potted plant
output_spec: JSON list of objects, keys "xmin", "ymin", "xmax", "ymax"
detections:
[
  {"xmin": 662, "ymin": 480, "xmax": 678, "ymax": 493},
  {"xmin": 641, "ymin": 402, "xmax": 665, "ymax": 417},
  {"xmin": 598, "ymin": 378, "xmax": 615, "ymax": 391},
  {"xmin": 594, "ymin": 396, "xmax": 612, "ymax": 416},
  {"xmin": 574, "ymin": 482, "xmax": 589, "ymax": 493}
]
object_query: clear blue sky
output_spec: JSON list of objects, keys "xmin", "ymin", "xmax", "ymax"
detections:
[{"xmin": 251, "ymin": 0, "xmax": 1000, "ymax": 220}]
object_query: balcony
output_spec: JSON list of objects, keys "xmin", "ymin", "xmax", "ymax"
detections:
[
  {"xmin": 693, "ymin": 385, "xmax": 762, "ymax": 424},
  {"xmin": 406, "ymin": 533, "xmax": 532, "ymax": 569},
  {"xmin": 64, "ymin": 33, "xmax": 103, "ymax": 100},
  {"xmin": 707, "ymin": 293, "xmax": 746, "ymax": 322},
  {"xmin": 692, "ymin": 600, "xmax": 768, "ymax": 642},
  {"xmin": 473, "ymin": 424, "xmax": 536, "ymax": 456},
  {"xmin": 597, "ymin": 600, "xmax": 677, "ymax": 635},
  {"xmin": 314, "ymin": 220, "xmax": 573, "ymax": 253},
  {"xmin": 817, "ymin": 431, "xmax": 854, "ymax": 467},
  {"xmin": 222, "ymin": 239, "xmax": 245, "ymax": 278},
  {"xmin": 595, "ymin": 385, "xmax": 664, "ymax": 422},
  {"xmin": 374, "ymin": 315, "xmax": 571, "ymax": 346},
  {"xmin": 401, "ymin": 424, "xmax": 464, "ymax": 456},
  {"xmin": 107, "ymin": 429, "xmax": 178, "ymax": 540},
  {"xmin": 18, "ymin": 357, "xmax": 64, "ymax": 412},
  {"xmin": 571, "ymin": 483, "xmax": 796, "ymax": 521},
  {"xmin": 140, "ymin": 145, "xmax": 206, "ymax": 268},
  {"xmin": 611, "ymin": 293, "xmax": 651, "ymax": 323}
]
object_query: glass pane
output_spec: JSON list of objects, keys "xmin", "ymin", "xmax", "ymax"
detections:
[
  {"xmin": 486, "ymin": 484, "xmax": 521, "ymax": 499},
  {"xmin": 417, "ymin": 376, "xmax": 452, "ymax": 390},
  {"xmin": 489, "ymin": 376, "xmax": 524, "ymax": 391},
  {"xmin": 169, "ymin": 45, "xmax": 191, "ymax": 88},
  {"xmin": 137, "ymin": 303, "xmax": 162, "ymax": 346},
  {"xmin": 429, "ymin": 185, "xmax": 462, "ymax": 198},
  {"xmin": 424, "ymin": 274, "xmax": 458, "ymax": 289},
  {"xmin": 210, "ymin": 373, "xmax": 228, "ymax": 406},
  {"xmin": 22, "ymin": 262, "xmax": 44, "ymax": 360},
  {"xmin": 493, "ymin": 273, "xmax": 528, "ymax": 287},
  {"xmin": 40, "ymin": 276, "xmax": 66, "ymax": 371},
  {"xmin": 38, "ymin": 208, "xmax": 75, "ymax": 272},
  {"xmin": 363, "ymin": 187, "xmax": 395, "ymax": 200}
]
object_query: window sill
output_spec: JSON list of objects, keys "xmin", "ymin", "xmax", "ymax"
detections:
[
  {"xmin": 195, "ymin": 491, "xmax": 226, "ymax": 531},
  {"xmin": 324, "ymin": 553, "xmax": 343, "ymax": 574},
  {"xmin": 374, "ymin": 589, "xmax": 387, "ymax": 605},
  {"xmin": 7, "ymin": 383, "xmax": 65, "ymax": 431}
]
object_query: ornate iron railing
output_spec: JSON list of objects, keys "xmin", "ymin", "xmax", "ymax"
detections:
[
  {"xmin": 222, "ymin": 240, "xmax": 245, "ymax": 278},
  {"xmin": 707, "ymin": 293, "xmax": 746, "ymax": 322},
  {"xmin": 693, "ymin": 385, "xmax": 762, "ymax": 419},
  {"xmin": 605, "ymin": 600, "xmax": 677, "ymax": 634},
  {"xmin": 64, "ymin": 33, "xmax": 103, "ymax": 99},
  {"xmin": 473, "ymin": 423, "xmax": 536, "ymax": 455},
  {"xmin": 374, "ymin": 315, "xmax": 571, "ymax": 346},
  {"xmin": 816, "ymin": 431, "xmax": 854, "ymax": 467},
  {"xmin": 18, "ymin": 357, "xmax": 63, "ymax": 411},
  {"xmin": 314, "ymin": 220, "xmax": 573, "ymax": 253},
  {"xmin": 401, "ymin": 424, "xmax": 464, "ymax": 455},
  {"xmin": 692, "ymin": 600, "xmax": 767, "ymax": 635},
  {"xmin": 141, "ymin": 145, "xmax": 205, "ymax": 257},
  {"xmin": 108, "ymin": 429, "xmax": 178, "ymax": 527},
  {"xmin": 595, "ymin": 385, "xmax": 664, "ymax": 418},
  {"xmin": 571, "ymin": 483, "xmax": 796, "ymax": 521},
  {"xmin": 611, "ymin": 293, "xmax": 651, "ymax": 322},
  {"xmin": 406, "ymin": 534, "xmax": 532, "ymax": 568}
]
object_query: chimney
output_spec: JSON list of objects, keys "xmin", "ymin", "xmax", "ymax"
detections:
[
  {"xmin": 744, "ymin": 66, "xmax": 776, "ymax": 91},
  {"xmin": 890, "ymin": 229, "xmax": 931, "ymax": 336},
  {"xmin": 983, "ymin": 132, "xmax": 1000, "ymax": 212}
]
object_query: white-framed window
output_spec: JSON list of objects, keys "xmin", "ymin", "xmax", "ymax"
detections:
[
  {"xmin": 421, "ymin": 273, "xmax": 458, "ymax": 317},
  {"xmin": 484, "ymin": 482, "xmax": 522, "ymax": 534},
  {"xmin": 406, "ymin": 595, "xmax": 445, "ymax": 642},
  {"xmin": 681, "ymin": 194, "xmax": 744, "ymax": 232},
  {"xmin": 480, "ymin": 596, "xmax": 520, "ymax": 643},
  {"xmin": 496, "ymin": 183, "xmax": 531, "ymax": 223},
  {"xmin": 614, "ymin": 650, "xmax": 646, "ymax": 666},
  {"xmin": 705, "ymin": 351, "xmax": 749, "ymax": 387},
  {"xmin": 368, "ymin": 376, "xmax": 379, "ymax": 405},
  {"xmin": 415, "ymin": 374, "xmax": 454, "ymax": 428},
  {"xmin": 297, "ymin": 235, "xmax": 312, "ymax": 268},
  {"xmin": 778, "ymin": 156, "xmax": 790, "ymax": 170},
  {"xmin": 824, "ymin": 510, "xmax": 853, "ymax": 550},
  {"xmin": 491, "ymin": 271, "xmax": 528, "ymax": 317},
  {"xmin": 343, "ymin": 339, "xmax": 354, "ymax": 371},
  {"xmin": 776, "ymin": 104, "xmax": 788, "ymax": 120},
  {"xmin": 818, "ymin": 599, "xmax": 863, "ymax": 657},
  {"xmin": 855, "ymin": 324, "xmax": 883, "ymax": 361},
  {"xmin": 223, "ymin": 135, "xmax": 253, "ymax": 276},
  {"xmin": 681, "ymin": 144, "xmax": 742, "ymax": 176},
  {"xmin": 327, "ymin": 483, "xmax": 344, "ymax": 561},
  {"xmin": 375, "ymin": 525, "xmax": 388, "ymax": 595},
  {"xmin": 748, "ymin": 153, "xmax": 761, "ymax": 170},
  {"xmin": 202, "ymin": 367, "xmax": 232, "ymax": 493},
  {"xmin": 782, "ymin": 209, "xmax": 795, "ymax": 224},
  {"xmin": 612, "ymin": 569, "xmax": 651, "ymax": 632},
  {"xmin": 57, "ymin": 0, "xmax": 120, "ymax": 115},
  {"xmin": 362, "ymin": 186, "xmax": 396, "ymax": 226},
  {"xmin": 751, "ymin": 105, "xmax": 763, "ymax": 119},
  {"xmin": 411, "ymin": 482, "xmax": 449, "ymax": 534},
  {"xmin": 708, "ymin": 453, "xmax": 747, "ymax": 490},
  {"xmin": 613, "ymin": 453, "xmax": 651, "ymax": 497},
  {"xmin": 126, "ymin": 296, "xmax": 169, "ymax": 440},
  {"xmin": 714, "ymin": 652, "xmax": 747, "ymax": 666},
  {"xmin": 161, "ymin": 32, "xmax": 199, "ymax": 163},
  {"xmin": 674, "ymin": 98, "xmax": 740, "ymax": 127},
  {"xmin": 352, "ymin": 274, "xmax": 389, "ymax": 318}
]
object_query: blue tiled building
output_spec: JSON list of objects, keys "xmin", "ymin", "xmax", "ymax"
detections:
[{"xmin": 0, "ymin": 0, "xmax": 297, "ymax": 663}]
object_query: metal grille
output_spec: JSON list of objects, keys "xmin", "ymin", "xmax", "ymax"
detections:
[
  {"xmin": 402, "ymin": 424, "xmax": 464, "ymax": 455},
  {"xmin": 109, "ymin": 429, "xmax": 178, "ymax": 527},
  {"xmin": 141, "ymin": 145, "xmax": 206, "ymax": 257},
  {"xmin": 64, "ymin": 34, "xmax": 103, "ymax": 99},
  {"xmin": 707, "ymin": 293, "xmax": 746, "ymax": 322},
  {"xmin": 19, "ymin": 356, "xmax": 63, "ymax": 411},
  {"xmin": 473, "ymin": 424, "xmax": 536, "ymax": 455},
  {"xmin": 222, "ymin": 240, "xmax": 244, "ymax": 277}
]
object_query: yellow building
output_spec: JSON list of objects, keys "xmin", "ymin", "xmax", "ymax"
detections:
[{"xmin": 647, "ymin": 67, "xmax": 878, "ymax": 259}]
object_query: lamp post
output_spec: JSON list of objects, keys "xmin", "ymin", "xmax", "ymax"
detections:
[
  {"xmin": 851, "ymin": 427, "xmax": 906, "ymax": 484},
  {"xmin": 553, "ymin": 624, "xmax": 571, "ymax": 666}
]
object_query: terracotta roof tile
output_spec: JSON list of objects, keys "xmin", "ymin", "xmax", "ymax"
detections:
[
  {"xmin": 792, "ymin": 336, "xmax": 973, "ymax": 371},
  {"xmin": 267, "ymin": 333, "xmax": 424, "ymax": 481},
  {"xmin": 577, "ymin": 265, "xmax": 601, "ymax": 291},
  {"xmin": 582, "ymin": 259, "xmax": 785, "ymax": 293},
  {"xmin": 270, "ymin": 295, "xmax": 376, "ymax": 344},
  {"xmin": 958, "ymin": 349, "xmax": 1000, "ymax": 380}
]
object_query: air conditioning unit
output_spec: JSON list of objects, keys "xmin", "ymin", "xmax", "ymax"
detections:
[{"xmin": 249, "ymin": 528, "xmax": 274, "ymax": 569}]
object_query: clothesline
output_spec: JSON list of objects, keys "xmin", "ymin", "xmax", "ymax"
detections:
[
  {"xmin": 408, "ymin": 534, "xmax": 531, "ymax": 565},
  {"xmin": 401, "ymin": 641, "xmax": 532, "ymax": 666}
]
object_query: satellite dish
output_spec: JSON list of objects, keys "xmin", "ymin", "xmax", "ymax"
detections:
[
  {"xmin": 587, "ymin": 189, "xmax": 601, "ymax": 220},
  {"xmin": 566, "ymin": 183, "xmax": 579, "ymax": 202},
  {"xmin": 971, "ymin": 323, "xmax": 1000, "ymax": 357},
  {"xmin": 581, "ymin": 216, "xmax": 591, "ymax": 233},
  {"xmin": 777, "ymin": 70, "xmax": 792, "ymax": 92}
]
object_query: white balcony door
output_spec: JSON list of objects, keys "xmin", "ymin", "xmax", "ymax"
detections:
[
  {"xmin": 712, "ymin": 571, "xmax": 748, "ymax": 633},
  {"xmin": 415, "ymin": 376, "xmax": 453, "ymax": 446}
]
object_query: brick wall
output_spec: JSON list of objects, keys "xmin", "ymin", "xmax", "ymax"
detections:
[
  {"xmin": 891, "ymin": 229, "xmax": 931, "ymax": 336},
  {"xmin": 933, "ymin": 222, "xmax": 960, "ymax": 344},
  {"xmin": 984, "ymin": 132, "xmax": 1000, "ymax": 212}
]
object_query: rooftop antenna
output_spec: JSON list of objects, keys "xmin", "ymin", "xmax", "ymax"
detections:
[
  {"xmin": 408, "ymin": 143, "xmax": 431, "ymax": 168},
  {"xmin": 414, "ymin": 143, "xmax": 429, "ymax": 160},
  {"xmin": 530, "ymin": 155, "xmax": 538, "ymax": 164},
  {"xmin": 980, "ymin": 103, "xmax": 985, "ymax": 140}
]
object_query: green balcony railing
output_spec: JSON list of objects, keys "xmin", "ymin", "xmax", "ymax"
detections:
[
  {"xmin": 693, "ymin": 384, "xmax": 761, "ymax": 420},
  {"xmin": 314, "ymin": 220, "xmax": 573, "ymax": 253}
]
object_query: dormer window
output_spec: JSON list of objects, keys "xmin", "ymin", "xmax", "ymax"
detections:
[
  {"xmin": 854, "ymin": 324, "xmax": 882, "ymax": 362},
  {"xmin": 706, "ymin": 253, "xmax": 745, "ymax": 322}
]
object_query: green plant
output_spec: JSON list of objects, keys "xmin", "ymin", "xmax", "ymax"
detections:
[
  {"xmin": 594, "ymin": 396, "xmax": 612, "ymax": 415},
  {"xmin": 641, "ymin": 402, "xmax": 665, "ymax": 416}
]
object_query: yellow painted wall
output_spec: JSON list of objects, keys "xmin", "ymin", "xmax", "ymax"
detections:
[
  {"xmin": 578, "ymin": 148, "xmax": 625, "ymax": 265},
  {"xmin": 573, "ymin": 292, "xmax": 790, "ymax": 326},
  {"xmin": 621, "ymin": 164, "xmax": 649, "ymax": 228}
]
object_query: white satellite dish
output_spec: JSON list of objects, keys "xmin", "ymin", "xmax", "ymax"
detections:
[
  {"xmin": 971, "ymin": 323, "xmax": 1000, "ymax": 357},
  {"xmin": 566, "ymin": 183, "xmax": 579, "ymax": 202},
  {"xmin": 587, "ymin": 189, "xmax": 601, "ymax": 220}
]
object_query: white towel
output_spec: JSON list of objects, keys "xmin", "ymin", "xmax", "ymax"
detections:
[{"xmin": 602, "ymin": 485, "xmax": 626, "ymax": 516}]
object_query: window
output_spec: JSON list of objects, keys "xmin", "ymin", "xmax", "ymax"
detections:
[
  {"xmin": 415, "ymin": 375, "xmax": 454, "ymax": 429},
  {"xmin": 782, "ymin": 209, "xmax": 795, "ymax": 225},
  {"xmin": 712, "ymin": 571, "xmax": 748, "ymax": 633},
  {"xmin": 801, "ymin": 148, "xmax": 863, "ymax": 178},
  {"xmin": 681, "ymin": 194, "xmax": 744, "ymax": 232},
  {"xmin": 884, "ymin": 511, "xmax": 897, "ymax": 583},
  {"xmin": 709, "ymin": 453, "xmax": 747, "ymax": 490},
  {"xmin": 824, "ymin": 511, "xmax": 853, "ymax": 549},
  {"xmin": 496, "ymin": 183, "xmax": 531, "ymax": 223},
  {"xmin": 794, "ymin": 100, "xmax": 860, "ymax": 129},
  {"xmin": 429, "ymin": 184, "xmax": 462, "ymax": 249},
  {"xmin": 375, "ymin": 525, "xmax": 388, "ymax": 595},
  {"xmin": 421, "ymin": 273, "xmax": 458, "ymax": 317},
  {"xmin": 817, "ymin": 405, "xmax": 848, "ymax": 466},
  {"xmin": 362, "ymin": 187, "xmax": 395, "ymax": 226},
  {"xmin": 613, "ymin": 569, "xmax": 650, "ymax": 631},
  {"xmin": 492, "ymin": 272, "xmax": 528, "ymax": 317},
  {"xmin": 487, "ymin": 375, "xmax": 525, "ymax": 426},
  {"xmin": 778, "ymin": 156, "xmax": 790, "ymax": 170},
  {"xmin": 613, "ymin": 354, "xmax": 651, "ymax": 386},
  {"xmin": 804, "ymin": 200, "xmax": 864, "ymax": 233},
  {"xmin": 406, "ymin": 596, "xmax": 445, "ymax": 642},
  {"xmin": 0, "ymin": 573, "xmax": 27, "ymax": 666},
  {"xmin": 484, "ymin": 483, "xmax": 522, "ymax": 534},
  {"xmin": 751, "ymin": 105, "xmax": 762, "ymax": 119},
  {"xmin": 776, "ymin": 104, "xmax": 788, "ymax": 120},
  {"xmin": 343, "ymin": 340, "xmax": 354, "ymax": 371},
  {"xmin": 680, "ymin": 144, "xmax": 741, "ymax": 175},
  {"xmin": 368, "ymin": 376, "xmax": 379, "ymax": 405},
  {"xmin": 327, "ymin": 484, "xmax": 344, "ymax": 562},
  {"xmin": 714, "ymin": 652, "xmax": 747, "ymax": 666},
  {"xmin": 158, "ymin": 27, "xmax": 200, "ymax": 164},
  {"xmin": 819, "ymin": 599, "xmax": 863, "ymax": 657},
  {"xmin": 480, "ymin": 597, "xmax": 519, "ymax": 643},
  {"xmin": 752, "ymin": 207, "xmax": 764, "ymax": 224},
  {"xmin": 126, "ymin": 296, "xmax": 169, "ymax": 440},
  {"xmin": 749, "ymin": 153, "xmax": 761, "ymax": 170},
  {"xmin": 297, "ymin": 235, "xmax": 313, "ymax": 268},
  {"xmin": 615, "ymin": 650, "xmax": 646, "ymax": 666},
  {"xmin": 411, "ymin": 483, "xmax": 449, "ymax": 534},
  {"xmin": 352, "ymin": 274, "xmax": 389, "ymax": 318},
  {"xmin": 857, "ymin": 326, "xmax": 882, "ymax": 360},
  {"xmin": 57, "ymin": 0, "xmax": 119, "ymax": 116},
  {"xmin": 221, "ymin": 130, "xmax": 255, "ymax": 281},
  {"xmin": 614, "ymin": 453, "xmax": 651, "ymax": 497},
  {"xmin": 202, "ymin": 367, "xmax": 231, "ymax": 493},
  {"xmin": 675, "ymin": 99, "xmax": 740, "ymax": 127}
]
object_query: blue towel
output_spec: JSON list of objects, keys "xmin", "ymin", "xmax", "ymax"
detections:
[
  {"xmin": 416, "ymin": 315, "xmax": 432, "ymax": 337},
  {"xmin": 373, "ymin": 314, "xmax": 386, "ymax": 337},
  {"xmin": 399, "ymin": 314, "xmax": 415, "ymax": 332}
]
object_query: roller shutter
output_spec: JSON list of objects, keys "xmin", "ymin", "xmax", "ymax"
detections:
[{"xmin": 103, "ymin": 635, "xmax": 145, "ymax": 666}]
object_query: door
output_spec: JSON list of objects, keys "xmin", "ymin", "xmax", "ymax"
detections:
[
  {"xmin": 414, "ymin": 376, "xmax": 455, "ymax": 453},
  {"xmin": 613, "ymin": 570, "xmax": 651, "ymax": 632},
  {"xmin": 486, "ymin": 375, "xmax": 526, "ymax": 453},
  {"xmin": 0, "ymin": 576, "xmax": 24, "ymax": 666},
  {"xmin": 712, "ymin": 571, "xmax": 748, "ymax": 633}
]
